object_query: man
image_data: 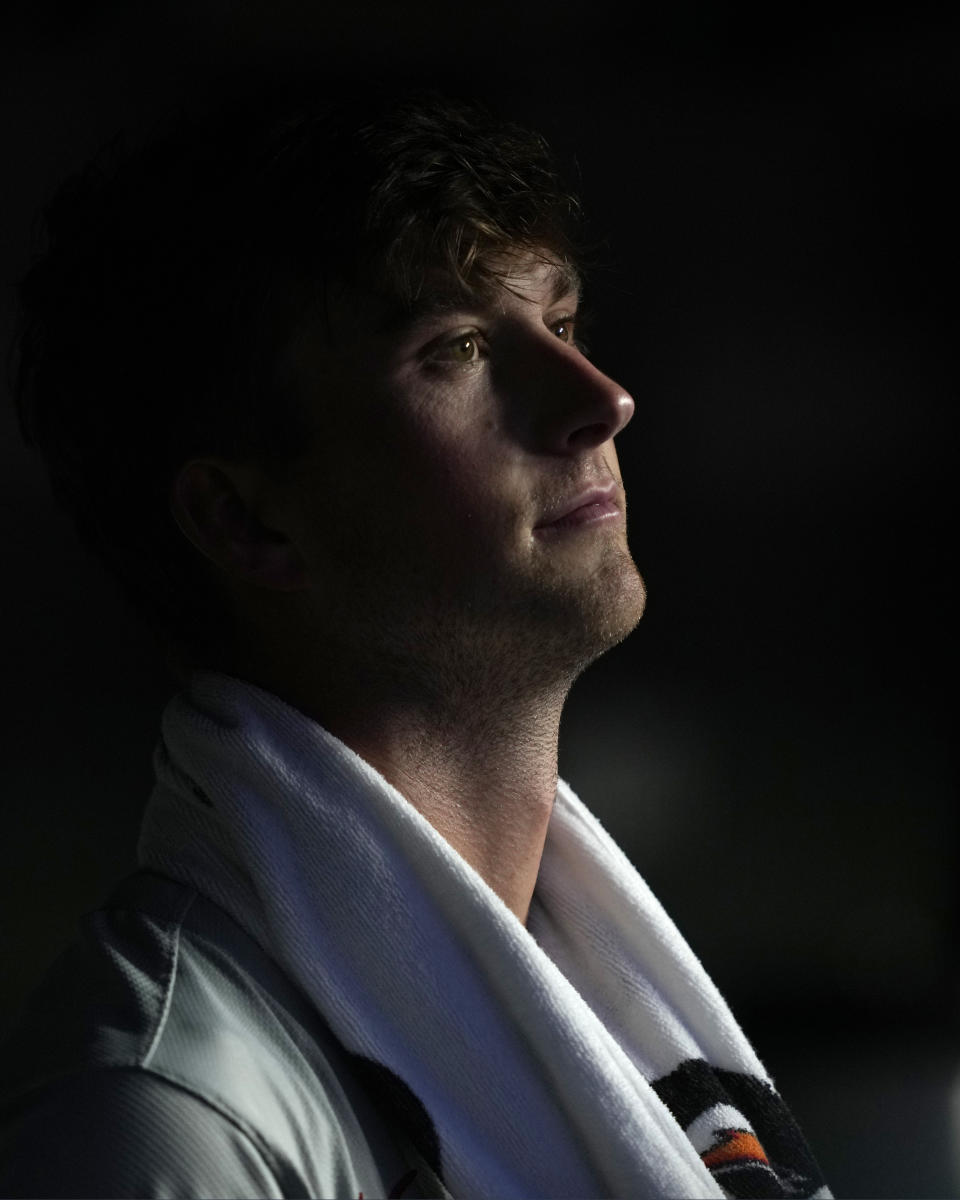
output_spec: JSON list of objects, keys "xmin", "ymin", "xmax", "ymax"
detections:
[{"xmin": 0, "ymin": 89, "xmax": 829, "ymax": 1198}]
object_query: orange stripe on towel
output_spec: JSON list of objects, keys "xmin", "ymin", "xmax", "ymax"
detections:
[{"xmin": 702, "ymin": 1129, "xmax": 770, "ymax": 1169}]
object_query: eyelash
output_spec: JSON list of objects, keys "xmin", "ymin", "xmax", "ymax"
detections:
[{"xmin": 425, "ymin": 315, "xmax": 585, "ymax": 369}]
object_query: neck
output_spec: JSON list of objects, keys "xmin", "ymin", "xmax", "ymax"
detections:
[
  {"xmin": 226, "ymin": 624, "xmax": 573, "ymax": 925},
  {"xmin": 335, "ymin": 686, "xmax": 567, "ymax": 926}
]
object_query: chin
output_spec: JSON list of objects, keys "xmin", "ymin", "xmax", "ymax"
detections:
[
  {"xmin": 514, "ymin": 542, "xmax": 646, "ymax": 675},
  {"xmin": 581, "ymin": 557, "xmax": 647, "ymax": 656}
]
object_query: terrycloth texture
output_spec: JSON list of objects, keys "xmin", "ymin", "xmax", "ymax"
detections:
[{"xmin": 138, "ymin": 671, "xmax": 827, "ymax": 1199}]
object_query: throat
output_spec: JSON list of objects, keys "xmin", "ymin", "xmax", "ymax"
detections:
[
  {"xmin": 333, "ymin": 683, "xmax": 567, "ymax": 925},
  {"xmin": 223, "ymin": 617, "xmax": 575, "ymax": 924}
]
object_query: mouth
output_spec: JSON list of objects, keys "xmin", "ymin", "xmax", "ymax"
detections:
[{"xmin": 533, "ymin": 483, "xmax": 621, "ymax": 535}]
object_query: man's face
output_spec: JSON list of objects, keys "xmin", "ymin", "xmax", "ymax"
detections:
[{"xmin": 273, "ymin": 253, "xmax": 646, "ymax": 692}]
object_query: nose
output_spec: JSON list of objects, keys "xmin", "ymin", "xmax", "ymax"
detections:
[{"xmin": 508, "ymin": 334, "xmax": 635, "ymax": 456}]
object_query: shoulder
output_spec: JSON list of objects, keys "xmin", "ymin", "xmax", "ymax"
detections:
[
  {"xmin": 0, "ymin": 872, "xmax": 399, "ymax": 1199},
  {"xmin": 0, "ymin": 1066, "xmax": 284, "ymax": 1198}
]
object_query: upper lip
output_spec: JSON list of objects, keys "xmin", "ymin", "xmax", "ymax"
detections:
[{"xmin": 534, "ymin": 482, "xmax": 618, "ymax": 528}]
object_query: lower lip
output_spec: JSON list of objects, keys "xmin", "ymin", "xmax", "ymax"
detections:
[{"xmin": 534, "ymin": 499, "xmax": 621, "ymax": 535}]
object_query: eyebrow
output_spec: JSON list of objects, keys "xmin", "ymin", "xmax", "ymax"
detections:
[{"xmin": 374, "ymin": 261, "xmax": 583, "ymax": 335}]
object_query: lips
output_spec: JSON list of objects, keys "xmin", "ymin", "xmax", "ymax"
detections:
[{"xmin": 534, "ymin": 484, "xmax": 621, "ymax": 534}]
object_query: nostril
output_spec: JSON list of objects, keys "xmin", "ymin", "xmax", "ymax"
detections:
[{"xmin": 568, "ymin": 422, "xmax": 614, "ymax": 451}]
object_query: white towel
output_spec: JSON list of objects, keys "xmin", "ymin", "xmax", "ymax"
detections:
[{"xmin": 138, "ymin": 671, "xmax": 828, "ymax": 1199}]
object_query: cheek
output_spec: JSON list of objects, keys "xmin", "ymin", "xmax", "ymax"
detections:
[
  {"xmin": 300, "ymin": 429, "xmax": 471, "ymax": 553},
  {"xmin": 395, "ymin": 454, "xmax": 491, "ymax": 550},
  {"xmin": 304, "ymin": 369, "xmax": 515, "ymax": 552},
  {"xmin": 389, "ymin": 440, "xmax": 522, "ymax": 570},
  {"xmin": 375, "ymin": 402, "xmax": 498, "ymax": 518}
]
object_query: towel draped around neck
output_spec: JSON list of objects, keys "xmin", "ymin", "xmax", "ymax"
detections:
[{"xmin": 138, "ymin": 671, "xmax": 828, "ymax": 1199}]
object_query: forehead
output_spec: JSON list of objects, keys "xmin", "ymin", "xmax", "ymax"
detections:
[
  {"xmin": 401, "ymin": 256, "xmax": 581, "ymax": 321},
  {"xmin": 334, "ymin": 254, "xmax": 582, "ymax": 342}
]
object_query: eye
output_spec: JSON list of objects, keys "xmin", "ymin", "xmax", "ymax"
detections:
[
  {"xmin": 430, "ymin": 332, "xmax": 482, "ymax": 365},
  {"xmin": 550, "ymin": 311, "xmax": 590, "ymax": 357},
  {"xmin": 551, "ymin": 315, "xmax": 576, "ymax": 344}
]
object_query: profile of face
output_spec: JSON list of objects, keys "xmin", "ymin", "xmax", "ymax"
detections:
[
  {"xmin": 177, "ymin": 252, "xmax": 646, "ymax": 698},
  {"xmin": 268, "ymin": 253, "xmax": 646, "ymax": 690}
]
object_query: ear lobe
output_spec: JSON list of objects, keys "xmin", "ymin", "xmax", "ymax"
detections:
[{"xmin": 169, "ymin": 459, "xmax": 308, "ymax": 591}]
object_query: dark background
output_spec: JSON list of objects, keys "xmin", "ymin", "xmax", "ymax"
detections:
[{"xmin": 1, "ymin": 4, "xmax": 956, "ymax": 1195}]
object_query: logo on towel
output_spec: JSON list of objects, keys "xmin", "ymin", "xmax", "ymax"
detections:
[
  {"xmin": 651, "ymin": 1059, "xmax": 827, "ymax": 1198},
  {"xmin": 702, "ymin": 1127, "xmax": 771, "ymax": 1171}
]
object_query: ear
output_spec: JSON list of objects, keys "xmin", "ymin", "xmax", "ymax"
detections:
[{"xmin": 169, "ymin": 459, "xmax": 308, "ymax": 592}]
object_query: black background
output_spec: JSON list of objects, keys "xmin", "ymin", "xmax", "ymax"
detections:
[{"xmin": 1, "ymin": 3, "xmax": 956, "ymax": 1195}]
